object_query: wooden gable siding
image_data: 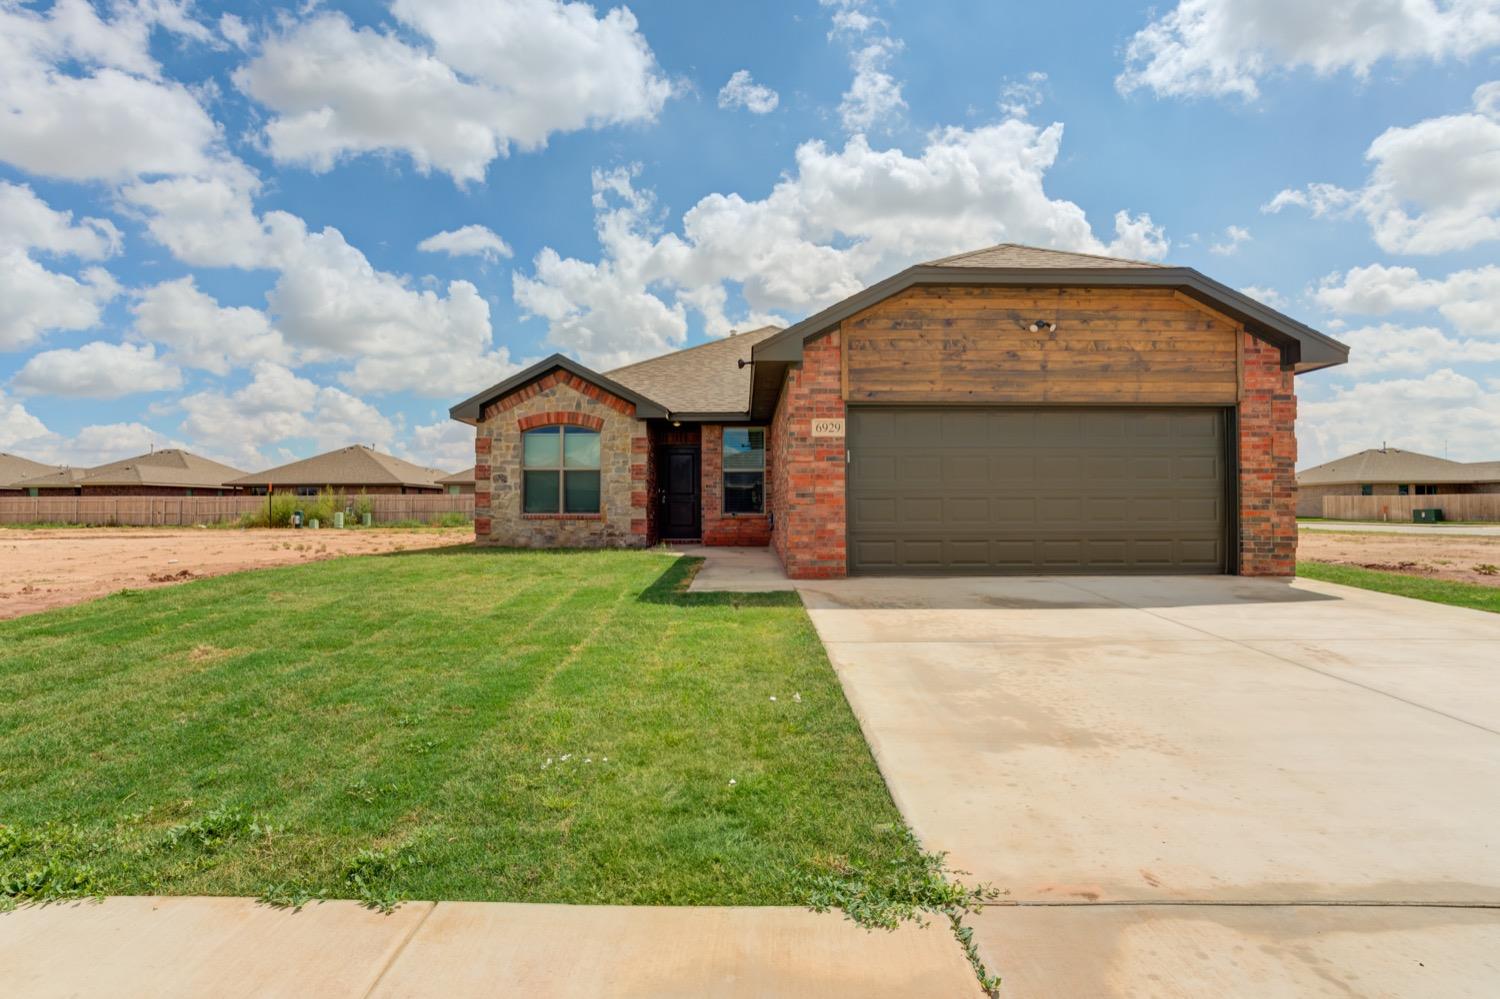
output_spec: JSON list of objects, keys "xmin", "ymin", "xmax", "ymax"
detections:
[{"xmin": 842, "ymin": 286, "xmax": 1240, "ymax": 405}]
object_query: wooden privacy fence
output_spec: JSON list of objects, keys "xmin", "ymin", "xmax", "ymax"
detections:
[
  {"xmin": 1321, "ymin": 493, "xmax": 1500, "ymax": 523},
  {"xmin": 0, "ymin": 494, "xmax": 475, "ymax": 527}
]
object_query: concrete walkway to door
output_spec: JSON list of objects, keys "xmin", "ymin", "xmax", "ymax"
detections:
[{"xmin": 796, "ymin": 573, "xmax": 1500, "ymax": 997}]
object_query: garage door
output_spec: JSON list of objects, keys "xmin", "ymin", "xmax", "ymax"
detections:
[{"xmin": 848, "ymin": 408, "xmax": 1228, "ymax": 574}]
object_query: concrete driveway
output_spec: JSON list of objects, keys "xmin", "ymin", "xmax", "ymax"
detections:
[{"xmin": 798, "ymin": 574, "xmax": 1500, "ymax": 997}]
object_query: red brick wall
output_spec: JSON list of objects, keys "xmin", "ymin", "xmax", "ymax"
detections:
[
  {"xmin": 700, "ymin": 424, "xmax": 772, "ymax": 546},
  {"xmin": 1238, "ymin": 332, "xmax": 1298, "ymax": 575},
  {"xmin": 769, "ymin": 329, "xmax": 847, "ymax": 578}
]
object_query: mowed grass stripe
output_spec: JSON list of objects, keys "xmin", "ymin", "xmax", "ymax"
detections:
[{"xmin": 0, "ymin": 548, "xmax": 916, "ymax": 905}]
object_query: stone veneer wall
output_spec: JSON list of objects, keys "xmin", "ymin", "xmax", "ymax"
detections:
[
  {"xmin": 769, "ymin": 330, "xmax": 847, "ymax": 578},
  {"xmin": 700, "ymin": 424, "xmax": 772, "ymax": 546},
  {"xmin": 473, "ymin": 370, "xmax": 648, "ymax": 548},
  {"xmin": 1238, "ymin": 332, "xmax": 1298, "ymax": 575}
]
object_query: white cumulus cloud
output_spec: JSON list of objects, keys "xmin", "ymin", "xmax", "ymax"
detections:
[
  {"xmin": 11, "ymin": 341, "xmax": 181, "ymax": 399},
  {"xmin": 1266, "ymin": 82, "xmax": 1500, "ymax": 254},
  {"xmin": 1315, "ymin": 262, "xmax": 1500, "ymax": 336},
  {"xmin": 0, "ymin": 181, "xmax": 121, "ymax": 259},
  {"xmin": 0, "ymin": 0, "xmax": 223, "ymax": 182},
  {"xmin": 1118, "ymin": 0, "xmax": 1500, "ymax": 101},
  {"xmin": 1300, "ymin": 368, "xmax": 1500, "ymax": 466},
  {"xmin": 234, "ymin": 0, "xmax": 673, "ymax": 184},
  {"xmin": 513, "ymin": 122, "xmax": 1170, "ymax": 367},
  {"xmin": 718, "ymin": 70, "xmax": 779, "ymax": 114},
  {"xmin": 132, "ymin": 277, "xmax": 290, "ymax": 375},
  {"xmin": 418, "ymin": 225, "xmax": 514, "ymax": 261}
]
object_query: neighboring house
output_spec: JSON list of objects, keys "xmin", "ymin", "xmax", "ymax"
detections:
[
  {"xmin": 9, "ymin": 449, "xmax": 245, "ymax": 496},
  {"xmin": 451, "ymin": 244, "xmax": 1348, "ymax": 579},
  {"xmin": 438, "ymin": 467, "xmax": 476, "ymax": 495},
  {"xmin": 1297, "ymin": 448, "xmax": 1500, "ymax": 516},
  {"xmin": 227, "ymin": 445, "xmax": 446, "ymax": 495},
  {"xmin": 0, "ymin": 453, "xmax": 63, "ymax": 495}
]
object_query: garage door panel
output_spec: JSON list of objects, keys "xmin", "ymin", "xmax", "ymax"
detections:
[{"xmin": 849, "ymin": 407, "xmax": 1228, "ymax": 574}]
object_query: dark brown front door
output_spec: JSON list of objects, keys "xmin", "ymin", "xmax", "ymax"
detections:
[{"xmin": 656, "ymin": 445, "xmax": 701, "ymax": 540}]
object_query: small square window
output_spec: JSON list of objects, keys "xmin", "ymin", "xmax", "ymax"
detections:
[{"xmin": 1360, "ymin": 484, "xmax": 1373, "ymax": 496}]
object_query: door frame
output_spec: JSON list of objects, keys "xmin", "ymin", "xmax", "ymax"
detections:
[{"xmin": 655, "ymin": 443, "xmax": 702, "ymax": 540}]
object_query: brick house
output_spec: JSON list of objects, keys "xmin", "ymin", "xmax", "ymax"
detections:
[
  {"xmin": 451, "ymin": 245, "xmax": 1348, "ymax": 578},
  {"xmin": 438, "ymin": 467, "xmax": 477, "ymax": 494},
  {"xmin": 1296, "ymin": 447, "xmax": 1500, "ymax": 516}
]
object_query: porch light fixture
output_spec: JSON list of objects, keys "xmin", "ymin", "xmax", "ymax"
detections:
[
  {"xmin": 1027, "ymin": 319, "xmax": 1056, "ymax": 333},
  {"xmin": 672, "ymin": 419, "xmax": 682, "ymax": 427}
]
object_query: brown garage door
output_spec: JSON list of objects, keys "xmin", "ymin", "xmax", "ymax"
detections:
[{"xmin": 848, "ymin": 407, "xmax": 1229, "ymax": 574}]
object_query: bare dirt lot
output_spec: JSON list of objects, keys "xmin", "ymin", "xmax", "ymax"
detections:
[
  {"xmin": 1299, "ymin": 529, "xmax": 1500, "ymax": 587},
  {"xmin": 0, "ymin": 527, "xmax": 471, "ymax": 620}
]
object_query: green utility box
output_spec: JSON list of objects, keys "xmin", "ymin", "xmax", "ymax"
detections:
[{"xmin": 1413, "ymin": 508, "xmax": 1444, "ymax": 523}]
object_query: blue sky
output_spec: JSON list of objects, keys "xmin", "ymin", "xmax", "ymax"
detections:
[{"xmin": 2, "ymin": 0, "xmax": 1498, "ymax": 473}]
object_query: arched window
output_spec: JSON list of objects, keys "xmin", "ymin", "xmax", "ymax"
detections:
[{"xmin": 522, "ymin": 426, "xmax": 601, "ymax": 514}]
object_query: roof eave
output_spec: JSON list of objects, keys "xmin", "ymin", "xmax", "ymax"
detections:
[
  {"xmin": 449, "ymin": 354, "xmax": 668, "ymax": 425},
  {"xmin": 751, "ymin": 265, "xmax": 1351, "ymax": 373}
]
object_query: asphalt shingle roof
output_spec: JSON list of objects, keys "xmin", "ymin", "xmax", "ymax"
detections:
[
  {"xmin": 438, "ymin": 467, "xmax": 475, "ymax": 485},
  {"xmin": 9, "ymin": 449, "xmax": 245, "ymax": 490},
  {"xmin": 922, "ymin": 243, "xmax": 1168, "ymax": 269},
  {"xmin": 1297, "ymin": 448, "xmax": 1500, "ymax": 485},
  {"xmin": 0, "ymin": 452, "xmax": 63, "ymax": 489},
  {"xmin": 226, "ymin": 445, "xmax": 447, "ymax": 489},
  {"xmin": 605, "ymin": 325, "xmax": 782, "ymax": 414},
  {"xmin": 76, "ymin": 449, "xmax": 247, "ymax": 489}
]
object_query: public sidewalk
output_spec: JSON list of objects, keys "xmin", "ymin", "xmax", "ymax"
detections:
[{"xmin": 0, "ymin": 896, "xmax": 977, "ymax": 998}]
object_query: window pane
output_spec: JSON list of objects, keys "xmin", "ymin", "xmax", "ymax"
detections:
[
  {"xmin": 724, "ymin": 471, "xmax": 763, "ymax": 513},
  {"xmin": 564, "ymin": 470, "xmax": 601, "ymax": 513},
  {"xmin": 523, "ymin": 470, "xmax": 560, "ymax": 512},
  {"xmin": 723, "ymin": 427, "xmax": 765, "ymax": 471},
  {"xmin": 564, "ymin": 428, "xmax": 600, "ymax": 468},
  {"xmin": 523, "ymin": 427, "xmax": 561, "ymax": 467}
]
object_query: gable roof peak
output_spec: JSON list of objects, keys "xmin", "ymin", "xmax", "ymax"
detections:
[{"xmin": 922, "ymin": 242, "xmax": 1169, "ymax": 270}]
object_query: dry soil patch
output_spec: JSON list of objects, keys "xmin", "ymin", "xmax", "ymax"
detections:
[
  {"xmin": 0, "ymin": 527, "xmax": 470, "ymax": 619},
  {"xmin": 1299, "ymin": 529, "xmax": 1500, "ymax": 587}
]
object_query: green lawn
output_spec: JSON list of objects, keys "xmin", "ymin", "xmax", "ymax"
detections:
[
  {"xmin": 1298, "ymin": 561, "xmax": 1500, "ymax": 614},
  {"xmin": 0, "ymin": 547, "xmax": 917, "ymax": 908}
]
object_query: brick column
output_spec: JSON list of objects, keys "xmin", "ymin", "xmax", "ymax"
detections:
[
  {"xmin": 474, "ymin": 433, "xmax": 493, "ymax": 539},
  {"xmin": 770, "ymin": 330, "xmax": 847, "ymax": 578},
  {"xmin": 1238, "ymin": 332, "xmax": 1297, "ymax": 575}
]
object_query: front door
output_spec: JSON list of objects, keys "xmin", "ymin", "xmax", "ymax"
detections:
[{"xmin": 656, "ymin": 445, "xmax": 701, "ymax": 540}]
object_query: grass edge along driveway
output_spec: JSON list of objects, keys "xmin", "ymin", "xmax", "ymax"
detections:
[
  {"xmin": 0, "ymin": 547, "xmax": 922, "ymax": 910},
  {"xmin": 1298, "ymin": 560, "xmax": 1500, "ymax": 614}
]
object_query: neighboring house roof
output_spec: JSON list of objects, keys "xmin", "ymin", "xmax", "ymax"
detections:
[
  {"xmin": 1297, "ymin": 448, "xmax": 1500, "ymax": 486},
  {"xmin": 73, "ymin": 449, "xmax": 248, "ymax": 489},
  {"xmin": 0, "ymin": 452, "xmax": 63, "ymax": 489},
  {"xmin": 226, "ymin": 445, "xmax": 447, "ymax": 489},
  {"xmin": 10, "ymin": 466, "xmax": 89, "ymax": 490},
  {"xmin": 438, "ymin": 467, "xmax": 475, "ymax": 485},
  {"xmin": 10, "ymin": 449, "xmax": 243, "ymax": 490},
  {"xmin": 605, "ymin": 325, "xmax": 782, "ymax": 415}
]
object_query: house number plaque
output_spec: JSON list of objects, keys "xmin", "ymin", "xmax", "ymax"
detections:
[{"xmin": 811, "ymin": 418, "xmax": 845, "ymax": 437}]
